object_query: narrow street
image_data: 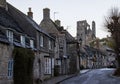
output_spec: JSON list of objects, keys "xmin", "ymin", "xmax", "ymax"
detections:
[{"xmin": 59, "ymin": 68, "xmax": 120, "ymax": 84}]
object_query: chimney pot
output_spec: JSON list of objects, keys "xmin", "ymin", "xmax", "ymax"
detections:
[
  {"xmin": 55, "ymin": 20, "xmax": 61, "ymax": 27},
  {"xmin": 29, "ymin": 8, "xmax": 31, "ymax": 12},
  {"xmin": 27, "ymin": 7, "xmax": 33, "ymax": 19},
  {"xmin": 0, "ymin": 0, "xmax": 7, "ymax": 10}
]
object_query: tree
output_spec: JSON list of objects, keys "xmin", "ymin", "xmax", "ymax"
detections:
[
  {"xmin": 104, "ymin": 8, "xmax": 120, "ymax": 68},
  {"xmin": 106, "ymin": 38, "xmax": 115, "ymax": 49},
  {"xmin": 100, "ymin": 37, "xmax": 115, "ymax": 49}
]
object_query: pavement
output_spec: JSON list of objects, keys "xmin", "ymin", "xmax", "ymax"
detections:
[
  {"xmin": 42, "ymin": 69, "xmax": 90, "ymax": 84},
  {"xmin": 42, "ymin": 74, "xmax": 77, "ymax": 84}
]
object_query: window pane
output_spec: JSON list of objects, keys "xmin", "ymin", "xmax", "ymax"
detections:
[
  {"xmin": 8, "ymin": 59, "xmax": 13, "ymax": 78},
  {"xmin": 21, "ymin": 35, "xmax": 25, "ymax": 46},
  {"xmin": 40, "ymin": 35, "xmax": 43, "ymax": 47},
  {"xmin": 6, "ymin": 30, "xmax": 13, "ymax": 43},
  {"xmin": 49, "ymin": 39, "xmax": 52, "ymax": 50},
  {"xmin": 30, "ymin": 40, "xmax": 34, "ymax": 48},
  {"xmin": 44, "ymin": 57, "xmax": 51, "ymax": 74}
]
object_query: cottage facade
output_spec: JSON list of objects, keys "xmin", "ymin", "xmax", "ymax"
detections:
[
  {"xmin": 0, "ymin": 1, "xmax": 55, "ymax": 84},
  {"xmin": 40, "ymin": 8, "xmax": 76, "ymax": 75}
]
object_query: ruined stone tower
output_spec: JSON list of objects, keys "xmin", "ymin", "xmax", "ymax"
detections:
[
  {"xmin": 77, "ymin": 20, "xmax": 88, "ymax": 45},
  {"xmin": 92, "ymin": 21, "xmax": 96, "ymax": 37},
  {"xmin": 77, "ymin": 20, "xmax": 96, "ymax": 45}
]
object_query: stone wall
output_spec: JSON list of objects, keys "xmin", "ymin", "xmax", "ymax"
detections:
[
  {"xmin": 33, "ymin": 52, "xmax": 52, "ymax": 82},
  {"xmin": 0, "ymin": 43, "xmax": 13, "ymax": 84}
]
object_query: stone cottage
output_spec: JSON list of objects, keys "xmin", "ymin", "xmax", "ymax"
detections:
[
  {"xmin": 40, "ymin": 8, "xmax": 76, "ymax": 75},
  {"xmin": 0, "ymin": 0, "xmax": 55, "ymax": 84}
]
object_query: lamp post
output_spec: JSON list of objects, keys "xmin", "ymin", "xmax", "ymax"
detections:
[{"xmin": 77, "ymin": 38, "xmax": 82, "ymax": 70}]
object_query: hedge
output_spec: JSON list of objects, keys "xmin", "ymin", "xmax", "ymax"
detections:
[{"xmin": 13, "ymin": 47, "xmax": 34, "ymax": 84}]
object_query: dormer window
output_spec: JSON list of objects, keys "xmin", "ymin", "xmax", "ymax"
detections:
[
  {"xmin": 21, "ymin": 35, "xmax": 25, "ymax": 47},
  {"xmin": 48, "ymin": 39, "xmax": 52, "ymax": 50},
  {"xmin": 30, "ymin": 39, "xmax": 34, "ymax": 48},
  {"xmin": 40, "ymin": 35, "xmax": 43, "ymax": 47},
  {"xmin": 6, "ymin": 30, "xmax": 13, "ymax": 43}
]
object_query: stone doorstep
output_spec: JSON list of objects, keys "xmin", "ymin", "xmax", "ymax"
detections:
[
  {"xmin": 0, "ymin": 76, "xmax": 8, "ymax": 80},
  {"xmin": 0, "ymin": 75, "xmax": 13, "ymax": 81},
  {"xmin": 0, "ymin": 77, "xmax": 12, "ymax": 80}
]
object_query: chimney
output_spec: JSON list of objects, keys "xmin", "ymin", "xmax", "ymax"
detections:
[
  {"xmin": 43, "ymin": 8, "xmax": 50, "ymax": 20},
  {"xmin": 27, "ymin": 7, "xmax": 33, "ymax": 18},
  {"xmin": 55, "ymin": 20, "xmax": 61, "ymax": 27},
  {"xmin": 0, "ymin": 0, "xmax": 7, "ymax": 9}
]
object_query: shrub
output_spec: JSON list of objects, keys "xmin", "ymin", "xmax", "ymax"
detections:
[
  {"xmin": 113, "ymin": 68, "xmax": 120, "ymax": 77},
  {"xmin": 13, "ymin": 47, "xmax": 34, "ymax": 84}
]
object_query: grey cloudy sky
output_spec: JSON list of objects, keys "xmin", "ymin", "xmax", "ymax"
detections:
[{"xmin": 7, "ymin": 0, "xmax": 120, "ymax": 38}]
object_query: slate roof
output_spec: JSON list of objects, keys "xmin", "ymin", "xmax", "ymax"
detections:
[
  {"xmin": 0, "ymin": 3, "xmax": 55, "ymax": 46},
  {"xmin": 84, "ymin": 45, "xmax": 93, "ymax": 56},
  {"xmin": 40, "ymin": 19, "xmax": 59, "ymax": 35},
  {"xmin": 64, "ymin": 30, "xmax": 75, "ymax": 43},
  {"xmin": 51, "ymin": 20, "xmax": 63, "ymax": 31},
  {"xmin": 0, "ymin": 30, "xmax": 9, "ymax": 43},
  {"xmin": 7, "ymin": 3, "xmax": 54, "ymax": 39},
  {"xmin": 0, "ymin": 7, "xmax": 23, "ymax": 32},
  {"xmin": 0, "ymin": 7, "xmax": 23, "ymax": 44},
  {"xmin": 50, "ymin": 20, "xmax": 75, "ymax": 42}
]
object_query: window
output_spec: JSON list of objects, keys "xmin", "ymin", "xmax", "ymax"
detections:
[
  {"xmin": 82, "ymin": 23, "xmax": 84, "ymax": 26},
  {"xmin": 6, "ymin": 30, "xmax": 13, "ymax": 43},
  {"xmin": 8, "ymin": 59, "xmax": 13, "ymax": 78},
  {"xmin": 21, "ymin": 35, "xmax": 25, "ymax": 47},
  {"xmin": 40, "ymin": 35, "xmax": 43, "ymax": 47},
  {"xmin": 52, "ymin": 58, "xmax": 54, "ymax": 69},
  {"xmin": 44, "ymin": 57, "xmax": 51, "ymax": 74},
  {"xmin": 48, "ymin": 39, "xmax": 52, "ymax": 50},
  {"xmin": 79, "ymin": 23, "xmax": 81, "ymax": 26},
  {"xmin": 30, "ymin": 39, "xmax": 34, "ymax": 48}
]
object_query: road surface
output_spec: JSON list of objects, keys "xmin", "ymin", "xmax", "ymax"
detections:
[{"xmin": 60, "ymin": 68, "xmax": 120, "ymax": 84}]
